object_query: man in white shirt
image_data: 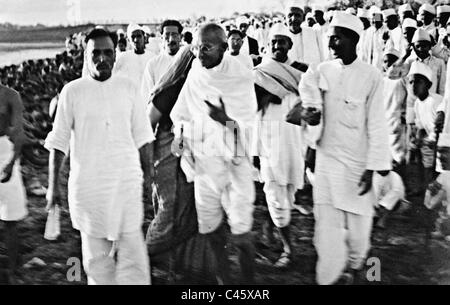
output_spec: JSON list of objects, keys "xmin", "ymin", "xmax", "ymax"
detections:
[
  {"xmin": 141, "ymin": 20, "xmax": 183, "ymax": 101},
  {"xmin": 226, "ymin": 29, "xmax": 253, "ymax": 70},
  {"xmin": 312, "ymin": 5, "xmax": 330, "ymax": 60},
  {"xmin": 285, "ymin": 1, "xmax": 323, "ymax": 67},
  {"xmin": 301, "ymin": 12, "xmax": 391, "ymax": 285},
  {"xmin": 419, "ymin": 3, "xmax": 438, "ymax": 42},
  {"xmin": 365, "ymin": 9, "xmax": 387, "ymax": 70},
  {"xmin": 45, "ymin": 28, "xmax": 155, "ymax": 285},
  {"xmin": 383, "ymin": 9, "xmax": 402, "ymax": 53},
  {"xmin": 113, "ymin": 23, "xmax": 154, "ymax": 87}
]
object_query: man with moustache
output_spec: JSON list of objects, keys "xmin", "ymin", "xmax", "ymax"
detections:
[
  {"xmin": 45, "ymin": 28, "xmax": 154, "ymax": 285},
  {"xmin": 300, "ymin": 12, "xmax": 391, "ymax": 285},
  {"xmin": 142, "ymin": 20, "xmax": 183, "ymax": 101}
]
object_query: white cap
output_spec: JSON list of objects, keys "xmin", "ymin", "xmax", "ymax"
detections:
[
  {"xmin": 398, "ymin": 3, "xmax": 413, "ymax": 14},
  {"xmin": 269, "ymin": 23, "xmax": 291, "ymax": 39},
  {"xmin": 408, "ymin": 61, "xmax": 433, "ymax": 83},
  {"xmin": 383, "ymin": 47, "xmax": 400, "ymax": 58},
  {"xmin": 437, "ymin": 5, "xmax": 450, "ymax": 15},
  {"xmin": 285, "ymin": 0, "xmax": 305, "ymax": 10},
  {"xmin": 345, "ymin": 7, "xmax": 357, "ymax": 15},
  {"xmin": 382, "ymin": 8, "xmax": 397, "ymax": 19},
  {"xmin": 306, "ymin": 12, "xmax": 315, "ymax": 20},
  {"xmin": 419, "ymin": 3, "xmax": 436, "ymax": 15},
  {"xmin": 236, "ymin": 16, "xmax": 249, "ymax": 27},
  {"xmin": 412, "ymin": 28, "xmax": 431, "ymax": 43},
  {"xmin": 329, "ymin": 11, "xmax": 364, "ymax": 37},
  {"xmin": 127, "ymin": 23, "xmax": 144, "ymax": 38},
  {"xmin": 116, "ymin": 28, "xmax": 125, "ymax": 35},
  {"xmin": 357, "ymin": 8, "xmax": 370, "ymax": 18},
  {"xmin": 142, "ymin": 25, "xmax": 151, "ymax": 35},
  {"xmin": 312, "ymin": 4, "xmax": 324, "ymax": 12},
  {"xmin": 402, "ymin": 17, "xmax": 417, "ymax": 29},
  {"xmin": 369, "ymin": 5, "xmax": 382, "ymax": 16}
]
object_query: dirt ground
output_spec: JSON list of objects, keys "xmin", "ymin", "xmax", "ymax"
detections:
[{"xmin": 1, "ymin": 160, "xmax": 450, "ymax": 285}]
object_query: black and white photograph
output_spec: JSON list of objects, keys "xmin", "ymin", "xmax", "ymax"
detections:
[{"xmin": 1, "ymin": 0, "xmax": 450, "ymax": 290}]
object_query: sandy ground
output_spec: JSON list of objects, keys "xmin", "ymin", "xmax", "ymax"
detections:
[{"xmin": 1, "ymin": 160, "xmax": 450, "ymax": 285}]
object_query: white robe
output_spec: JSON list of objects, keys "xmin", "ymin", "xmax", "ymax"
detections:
[
  {"xmin": 113, "ymin": 50, "xmax": 154, "ymax": 87},
  {"xmin": 313, "ymin": 22, "xmax": 330, "ymax": 61},
  {"xmin": 45, "ymin": 75, "xmax": 155, "ymax": 240},
  {"xmin": 288, "ymin": 28, "xmax": 323, "ymax": 65},
  {"xmin": 227, "ymin": 51, "xmax": 253, "ymax": 70},
  {"xmin": 141, "ymin": 51, "xmax": 177, "ymax": 101},
  {"xmin": 364, "ymin": 26, "xmax": 387, "ymax": 71}
]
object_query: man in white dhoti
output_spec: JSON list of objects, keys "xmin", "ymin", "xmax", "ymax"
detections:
[
  {"xmin": 141, "ymin": 20, "xmax": 183, "ymax": 101},
  {"xmin": 45, "ymin": 28, "xmax": 155, "ymax": 285},
  {"xmin": 170, "ymin": 24, "xmax": 257, "ymax": 284},
  {"xmin": 113, "ymin": 23, "xmax": 154, "ymax": 87},
  {"xmin": 0, "ymin": 84, "xmax": 27, "ymax": 283},
  {"xmin": 300, "ymin": 12, "xmax": 391, "ymax": 285},
  {"xmin": 226, "ymin": 30, "xmax": 254, "ymax": 70},
  {"xmin": 285, "ymin": 1, "xmax": 323, "ymax": 68},
  {"xmin": 252, "ymin": 23, "xmax": 305, "ymax": 268}
]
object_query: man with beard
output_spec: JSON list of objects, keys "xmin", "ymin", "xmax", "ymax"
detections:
[
  {"xmin": 285, "ymin": 1, "xmax": 323, "ymax": 67},
  {"xmin": 141, "ymin": 20, "xmax": 183, "ymax": 101},
  {"xmin": 252, "ymin": 23, "xmax": 305, "ymax": 268},
  {"xmin": 170, "ymin": 23, "xmax": 257, "ymax": 284},
  {"xmin": 45, "ymin": 28, "xmax": 154, "ymax": 285},
  {"xmin": 113, "ymin": 23, "xmax": 154, "ymax": 87},
  {"xmin": 300, "ymin": 11, "xmax": 391, "ymax": 284}
]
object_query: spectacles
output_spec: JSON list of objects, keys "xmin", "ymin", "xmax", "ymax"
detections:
[{"xmin": 192, "ymin": 44, "xmax": 220, "ymax": 53}]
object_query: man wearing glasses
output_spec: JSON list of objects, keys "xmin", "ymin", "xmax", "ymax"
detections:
[
  {"xmin": 141, "ymin": 20, "xmax": 183, "ymax": 102},
  {"xmin": 170, "ymin": 23, "xmax": 257, "ymax": 284}
]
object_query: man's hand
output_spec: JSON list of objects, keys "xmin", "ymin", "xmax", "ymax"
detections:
[
  {"xmin": 300, "ymin": 106, "xmax": 321, "ymax": 126},
  {"xmin": 45, "ymin": 186, "xmax": 61, "ymax": 211},
  {"xmin": 0, "ymin": 162, "xmax": 14, "ymax": 183},
  {"xmin": 358, "ymin": 170, "xmax": 374, "ymax": 196},
  {"xmin": 286, "ymin": 103, "xmax": 303, "ymax": 125},
  {"xmin": 435, "ymin": 111, "xmax": 445, "ymax": 134},
  {"xmin": 205, "ymin": 97, "xmax": 231, "ymax": 126}
]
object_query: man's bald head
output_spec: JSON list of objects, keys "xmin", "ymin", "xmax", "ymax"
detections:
[
  {"xmin": 198, "ymin": 23, "xmax": 227, "ymax": 44},
  {"xmin": 195, "ymin": 23, "xmax": 228, "ymax": 69}
]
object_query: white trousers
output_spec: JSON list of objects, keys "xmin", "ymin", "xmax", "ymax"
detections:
[
  {"xmin": 194, "ymin": 156, "xmax": 255, "ymax": 235},
  {"xmin": 80, "ymin": 230, "xmax": 150, "ymax": 285},
  {"xmin": 263, "ymin": 181, "xmax": 295, "ymax": 228},
  {"xmin": 314, "ymin": 204, "xmax": 373, "ymax": 285}
]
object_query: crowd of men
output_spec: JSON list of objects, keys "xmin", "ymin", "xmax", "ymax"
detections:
[{"xmin": 1, "ymin": 0, "xmax": 450, "ymax": 285}]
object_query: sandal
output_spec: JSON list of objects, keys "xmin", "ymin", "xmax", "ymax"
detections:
[{"xmin": 274, "ymin": 252, "xmax": 291, "ymax": 268}]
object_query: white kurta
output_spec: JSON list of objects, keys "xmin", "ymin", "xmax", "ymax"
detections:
[
  {"xmin": 113, "ymin": 50, "xmax": 154, "ymax": 87},
  {"xmin": 365, "ymin": 26, "xmax": 387, "ymax": 71},
  {"xmin": 45, "ymin": 75, "xmax": 155, "ymax": 240},
  {"xmin": 313, "ymin": 22, "xmax": 330, "ymax": 61},
  {"xmin": 313, "ymin": 58, "xmax": 392, "ymax": 216},
  {"xmin": 141, "ymin": 51, "xmax": 177, "ymax": 101},
  {"xmin": 288, "ymin": 28, "xmax": 323, "ymax": 65}
]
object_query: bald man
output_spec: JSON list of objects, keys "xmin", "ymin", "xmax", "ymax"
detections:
[{"xmin": 170, "ymin": 23, "xmax": 257, "ymax": 284}]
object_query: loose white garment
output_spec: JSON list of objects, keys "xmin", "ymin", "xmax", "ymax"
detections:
[
  {"xmin": 313, "ymin": 22, "xmax": 330, "ymax": 61},
  {"xmin": 386, "ymin": 26, "xmax": 403, "ymax": 53},
  {"xmin": 383, "ymin": 76, "xmax": 408, "ymax": 163},
  {"xmin": 170, "ymin": 54, "xmax": 257, "ymax": 235},
  {"xmin": 414, "ymin": 93, "xmax": 443, "ymax": 142},
  {"xmin": 365, "ymin": 26, "xmax": 387, "ymax": 71},
  {"xmin": 81, "ymin": 230, "xmax": 150, "ymax": 285},
  {"xmin": 252, "ymin": 57, "xmax": 305, "ymax": 189},
  {"xmin": 146, "ymin": 37, "xmax": 162, "ymax": 57},
  {"xmin": 422, "ymin": 23, "xmax": 438, "ymax": 42},
  {"xmin": 45, "ymin": 75, "xmax": 155, "ymax": 240},
  {"xmin": 113, "ymin": 50, "xmax": 155, "ymax": 87},
  {"xmin": 372, "ymin": 171, "xmax": 406, "ymax": 210},
  {"xmin": 288, "ymin": 28, "xmax": 323, "ymax": 65},
  {"xmin": 227, "ymin": 51, "xmax": 253, "ymax": 70},
  {"xmin": 357, "ymin": 29, "xmax": 370, "ymax": 63},
  {"xmin": 312, "ymin": 58, "xmax": 392, "ymax": 216},
  {"xmin": 141, "ymin": 51, "xmax": 177, "ymax": 101},
  {"xmin": 170, "ymin": 54, "xmax": 257, "ymax": 161},
  {"xmin": 0, "ymin": 136, "xmax": 27, "ymax": 221}
]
